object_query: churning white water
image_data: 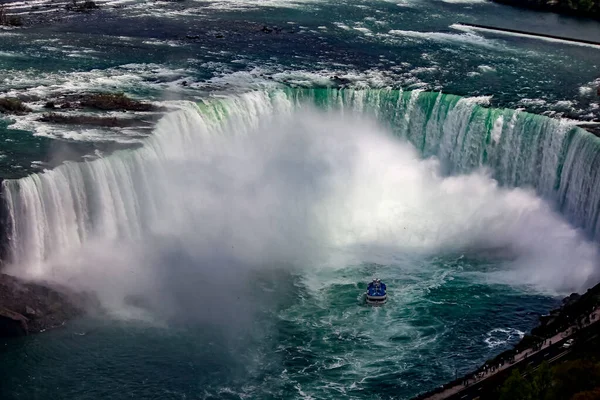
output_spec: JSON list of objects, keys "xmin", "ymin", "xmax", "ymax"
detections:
[{"xmin": 3, "ymin": 91, "xmax": 599, "ymax": 315}]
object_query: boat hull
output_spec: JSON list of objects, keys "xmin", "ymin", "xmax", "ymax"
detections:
[{"xmin": 366, "ymin": 294, "xmax": 387, "ymax": 305}]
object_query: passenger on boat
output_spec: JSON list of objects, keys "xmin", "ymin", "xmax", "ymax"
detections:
[{"xmin": 367, "ymin": 279, "xmax": 386, "ymax": 296}]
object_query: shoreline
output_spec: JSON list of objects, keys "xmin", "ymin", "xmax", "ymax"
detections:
[
  {"xmin": 455, "ymin": 22, "xmax": 600, "ymax": 47},
  {"xmin": 491, "ymin": 0, "xmax": 600, "ymax": 21},
  {"xmin": 0, "ymin": 273, "xmax": 97, "ymax": 338},
  {"xmin": 412, "ymin": 282, "xmax": 600, "ymax": 399}
]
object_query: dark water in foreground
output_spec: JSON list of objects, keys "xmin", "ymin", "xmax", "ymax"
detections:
[{"xmin": 1, "ymin": 260, "xmax": 557, "ymax": 400}]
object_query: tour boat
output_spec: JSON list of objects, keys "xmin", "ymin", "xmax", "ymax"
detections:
[{"xmin": 366, "ymin": 279, "xmax": 387, "ymax": 305}]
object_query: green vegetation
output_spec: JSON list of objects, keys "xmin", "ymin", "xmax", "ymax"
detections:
[
  {"xmin": 0, "ymin": 98, "xmax": 31, "ymax": 115},
  {"xmin": 0, "ymin": 6, "xmax": 23, "ymax": 27},
  {"xmin": 494, "ymin": 325, "xmax": 600, "ymax": 400},
  {"xmin": 572, "ymin": 388, "xmax": 600, "ymax": 400},
  {"xmin": 493, "ymin": 0, "xmax": 600, "ymax": 19},
  {"xmin": 499, "ymin": 370, "xmax": 534, "ymax": 400},
  {"xmin": 499, "ymin": 360, "xmax": 600, "ymax": 400}
]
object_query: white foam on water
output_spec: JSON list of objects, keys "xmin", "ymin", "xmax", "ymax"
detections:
[
  {"xmin": 451, "ymin": 23, "xmax": 600, "ymax": 50},
  {"xmin": 519, "ymin": 98, "xmax": 547, "ymax": 107},
  {"xmin": 183, "ymin": 0, "xmax": 319, "ymax": 10},
  {"xmin": 102, "ymin": 0, "xmax": 137, "ymax": 5},
  {"xmin": 0, "ymin": 51, "xmax": 20, "ymax": 58},
  {"xmin": 0, "ymin": 63, "xmax": 193, "ymax": 100},
  {"xmin": 193, "ymin": 67, "xmax": 395, "ymax": 91},
  {"xmin": 579, "ymin": 78, "xmax": 600, "ymax": 97},
  {"xmin": 353, "ymin": 27, "xmax": 373, "ymax": 36},
  {"xmin": 0, "ymin": 30, "xmax": 21, "ymax": 36},
  {"xmin": 395, "ymin": 0, "xmax": 417, "ymax": 8},
  {"xmin": 478, "ymin": 65, "xmax": 496, "ymax": 73},
  {"xmin": 460, "ymin": 95, "xmax": 492, "ymax": 105},
  {"xmin": 388, "ymin": 29, "xmax": 503, "ymax": 50},
  {"xmin": 2, "ymin": 0, "xmax": 61, "ymax": 8},
  {"xmin": 142, "ymin": 39, "xmax": 185, "ymax": 47},
  {"xmin": 580, "ymin": 86, "xmax": 594, "ymax": 96},
  {"xmin": 10, "ymin": 8, "xmax": 62, "ymax": 15},
  {"xmin": 484, "ymin": 328, "xmax": 525, "ymax": 348},
  {"xmin": 440, "ymin": 0, "xmax": 486, "ymax": 3},
  {"xmin": 491, "ymin": 115, "xmax": 503, "ymax": 144},
  {"xmin": 552, "ymin": 100, "xmax": 575, "ymax": 111},
  {"xmin": 334, "ymin": 22, "xmax": 352, "ymax": 31},
  {"xmin": 410, "ymin": 66, "xmax": 438, "ymax": 74}
]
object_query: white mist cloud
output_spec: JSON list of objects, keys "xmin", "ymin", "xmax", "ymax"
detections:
[{"xmin": 7, "ymin": 104, "xmax": 600, "ymax": 323}]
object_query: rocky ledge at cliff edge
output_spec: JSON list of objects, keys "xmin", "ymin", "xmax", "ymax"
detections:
[{"xmin": 0, "ymin": 273, "xmax": 96, "ymax": 337}]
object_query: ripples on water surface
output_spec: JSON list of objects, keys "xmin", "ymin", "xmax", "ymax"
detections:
[{"xmin": 1, "ymin": 0, "xmax": 599, "ymax": 399}]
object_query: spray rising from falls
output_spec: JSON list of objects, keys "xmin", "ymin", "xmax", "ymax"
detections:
[
  {"xmin": 281, "ymin": 89, "xmax": 600, "ymax": 239},
  {"xmin": 2, "ymin": 89, "xmax": 600, "ymax": 307}
]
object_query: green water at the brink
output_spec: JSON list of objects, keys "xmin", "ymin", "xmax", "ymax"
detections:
[{"xmin": 1, "ymin": 0, "xmax": 600, "ymax": 399}]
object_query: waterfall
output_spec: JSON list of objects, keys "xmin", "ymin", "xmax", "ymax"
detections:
[
  {"xmin": 3, "ymin": 88, "xmax": 600, "ymax": 271},
  {"xmin": 285, "ymin": 88, "xmax": 600, "ymax": 240}
]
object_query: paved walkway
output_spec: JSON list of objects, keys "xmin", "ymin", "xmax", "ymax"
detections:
[{"xmin": 421, "ymin": 308, "xmax": 600, "ymax": 400}]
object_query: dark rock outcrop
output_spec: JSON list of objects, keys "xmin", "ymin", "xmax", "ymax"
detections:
[
  {"xmin": 44, "ymin": 93, "xmax": 164, "ymax": 112},
  {"xmin": 492, "ymin": 0, "xmax": 600, "ymax": 20},
  {"xmin": 563, "ymin": 292, "xmax": 582, "ymax": 307},
  {"xmin": 80, "ymin": 93, "xmax": 161, "ymax": 112},
  {"xmin": 581, "ymin": 124, "xmax": 600, "ymax": 138},
  {"xmin": 332, "ymin": 75, "xmax": 352, "ymax": 86},
  {"xmin": 0, "ymin": 307, "xmax": 28, "ymax": 337},
  {"xmin": 0, "ymin": 273, "xmax": 96, "ymax": 338},
  {"xmin": 0, "ymin": 5, "xmax": 23, "ymax": 26},
  {"xmin": 0, "ymin": 98, "xmax": 31, "ymax": 115},
  {"xmin": 39, "ymin": 113, "xmax": 154, "ymax": 128},
  {"xmin": 65, "ymin": 0, "xmax": 100, "ymax": 12}
]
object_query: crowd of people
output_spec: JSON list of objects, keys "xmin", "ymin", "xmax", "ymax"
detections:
[{"xmin": 460, "ymin": 308, "xmax": 599, "ymax": 389}]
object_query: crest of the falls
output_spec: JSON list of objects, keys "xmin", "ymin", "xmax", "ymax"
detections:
[{"xmin": 2, "ymin": 89, "xmax": 600, "ymax": 295}]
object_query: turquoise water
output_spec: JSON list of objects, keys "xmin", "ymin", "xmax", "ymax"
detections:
[
  {"xmin": 0, "ymin": 91, "xmax": 594, "ymax": 400},
  {"xmin": 1, "ymin": 1, "xmax": 600, "ymax": 399},
  {"xmin": 0, "ymin": 259, "xmax": 557, "ymax": 400}
]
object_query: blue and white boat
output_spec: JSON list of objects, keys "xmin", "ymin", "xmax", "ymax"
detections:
[{"xmin": 366, "ymin": 279, "xmax": 387, "ymax": 305}]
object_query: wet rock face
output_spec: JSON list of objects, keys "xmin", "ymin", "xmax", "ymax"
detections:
[
  {"xmin": 0, "ymin": 273, "xmax": 96, "ymax": 338},
  {"xmin": 0, "ymin": 308, "xmax": 28, "ymax": 337},
  {"xmin": 0, "ymin": 98, "xmax": 31, "ymax": 115},
  {"xmin": 563, "ymin": 293, "xmax": 583, "ymax": 307}
]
